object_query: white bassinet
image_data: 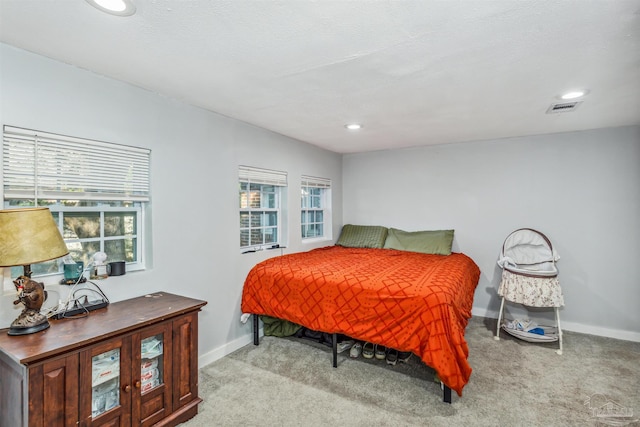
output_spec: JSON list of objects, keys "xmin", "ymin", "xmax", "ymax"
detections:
[{"xmin": 494, "ymin": 228, "xmax": 564, "ymax": 354}]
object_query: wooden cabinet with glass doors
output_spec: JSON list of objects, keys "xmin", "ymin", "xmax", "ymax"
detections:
[{"xmin": 0, "ymin": 292, "xmax": 206, "ymax": 427}]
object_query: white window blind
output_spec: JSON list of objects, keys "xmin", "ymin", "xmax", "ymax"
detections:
[
  {"xmin": 3, "ymin": 126, "xmax": 151, "ymax": 202},
  {"xmin": 239, "ymin": 165, "xmax": 287, "ymax": 187},
  {"xmin": 301, "ymin": 175, "xmax": 331, "ymax": 189}
]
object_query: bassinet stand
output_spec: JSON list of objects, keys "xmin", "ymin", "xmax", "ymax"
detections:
[
  {"xmin": 253, "ymin": 314, "xmax": 453, "ymax": 403},
  {"xmin": 494, "ymin": 297, "xmax": 563, "ymax": 355}
]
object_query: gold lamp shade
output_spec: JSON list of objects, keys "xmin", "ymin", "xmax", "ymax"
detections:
[
  {"xmin": 0, "ymin": 207, "xmax": 69, "ymax": 336},
  {"xmin": 0, "ymin": 207, "xmax": 69, "ymax": 270}
]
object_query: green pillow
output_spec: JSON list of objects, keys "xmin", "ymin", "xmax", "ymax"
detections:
[
  {"xmin": 336, "ymin": 224, "xmax": 388, "ymax": 249},
  {"xmin": 383, "ymin": 228, "xmax": 454, "ymax": 255}
]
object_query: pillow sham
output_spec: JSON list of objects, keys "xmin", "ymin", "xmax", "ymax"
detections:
[
  {"xmin": 383, "ymin": 228, "xmax": 455, "ymax": 255},
  {"xmin": 336, "ymin": 224, "xmax": 388, "ymax": 249}
]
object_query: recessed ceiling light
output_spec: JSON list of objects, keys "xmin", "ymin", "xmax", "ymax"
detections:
[
  {"xmin": 86, "ymin": 0, "xmax": 136, "ymax": 16},
  {"xmin": 559, "ymin": 90, "xmax": 589, "ymax": 100},
  {"xmin": 345, "ymin": 124, "xmax": 362, "ymax": 130}
]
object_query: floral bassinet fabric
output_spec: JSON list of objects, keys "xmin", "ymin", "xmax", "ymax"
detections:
[{"xmin": 498, "ymin": 269, "xmax": 564, "ymax": 307}]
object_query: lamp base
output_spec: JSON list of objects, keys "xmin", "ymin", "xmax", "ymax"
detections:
[
  {"xmin": 7, "ymin": 309, "xmax": 50, "ymax": 336},
  {"xmin": 8, "ymin": 320, "xmax": 50, "ymax": 336}
]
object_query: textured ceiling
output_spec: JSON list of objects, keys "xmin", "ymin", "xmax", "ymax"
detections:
[{"xmin": 1, "ymin": 0, "xmax": 639, "ymax": 153}]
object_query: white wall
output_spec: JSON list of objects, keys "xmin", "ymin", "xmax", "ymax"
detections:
[
  {"xmin": 343, "ymin": 126, "xmax": 640, "ymax": 341},
  {"xmin": 0, "ymin": 44, "xmax": 343, "ymax": 360}
]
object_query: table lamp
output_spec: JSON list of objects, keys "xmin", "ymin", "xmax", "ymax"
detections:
[{"xmin": 0, "ymin": 207, "xmax": 69, "ymax": 335}]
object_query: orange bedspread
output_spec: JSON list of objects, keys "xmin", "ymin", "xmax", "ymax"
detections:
[{"xmin": 241, "ymin": 246, "xmax": 480, "ymax": 396}]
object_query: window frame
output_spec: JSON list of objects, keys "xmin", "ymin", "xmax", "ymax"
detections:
[
  {"xmin": 2, "ymin": 202, "xmax": 145, "ymax": 291},
  {"xmin": 301, "ymin": 175, "xmax": 331, "ymax": 242},
  {"xmin": 239, "ymin": 166, "xmax": 287, "ymax": 252},
  {"xmin": 51, "ymin": 203, "xmax": 144, "ymax": 270}
]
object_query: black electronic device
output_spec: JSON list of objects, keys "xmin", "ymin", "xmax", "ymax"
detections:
[{"xmin": 52, "ymin": 297, "xmax": 109, "ymax": 319}]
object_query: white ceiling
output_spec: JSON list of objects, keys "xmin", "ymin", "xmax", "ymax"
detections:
[{"xmin": 1, "ymin": 1, "xmax": 639, "ymax": 154}]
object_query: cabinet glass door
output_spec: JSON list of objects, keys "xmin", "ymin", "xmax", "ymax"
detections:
[
  {"xmin": 91, "ymin": 348, "xmax": 120, "ymax": 418},
  {"xmin": 140, "ymin": 334, "xmax": 164, "ymax": 393}
]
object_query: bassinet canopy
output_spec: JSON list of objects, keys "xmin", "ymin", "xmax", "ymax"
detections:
[{"xmin": 497, "ymin": 228, "xmax": 559, "ymax": 277}]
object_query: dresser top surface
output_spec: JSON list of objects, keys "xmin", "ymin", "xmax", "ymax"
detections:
[{"xmin": 0, "ymin": 291, "xmax": 207, "ymax": 364}]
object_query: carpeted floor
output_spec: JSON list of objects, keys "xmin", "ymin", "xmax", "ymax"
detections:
[{"xmin": 181, "ymin": 317, "xmax": 639, "ymax": 427}]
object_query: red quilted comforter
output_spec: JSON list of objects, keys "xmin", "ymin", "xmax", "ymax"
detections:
[{"xmin": 241, "ymin": 246, "xmax": 480, "ymax": 396}]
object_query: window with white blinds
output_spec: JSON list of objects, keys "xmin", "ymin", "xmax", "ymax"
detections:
[
  {"xmin": 239, "ymin": 166, "xmax": 287, "ymax": 250},
  {"xmin": 3, "ymin": 125, "xmax": 150, "ymax": 202},
  {"xmin": 301, "ymin": 175, "xmax": 331, "ymax": 240},
  {"xmin": 2, "ymin": 126, "xmax": 150, "ymax": 281}
]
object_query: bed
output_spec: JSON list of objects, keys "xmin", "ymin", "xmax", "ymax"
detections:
[{"xmin": 241, "ymin": 225, "xmax": 480, "ymax": 401}]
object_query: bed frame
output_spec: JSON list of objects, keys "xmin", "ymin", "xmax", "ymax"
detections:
[{"xmin": 252, "ymin": 314, "xmax": 452, "ymax": 403}]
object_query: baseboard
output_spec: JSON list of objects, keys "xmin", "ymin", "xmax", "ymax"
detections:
[
  {"xmin": 199, "ymin": 328, "xmax": 263, "ymax": 368},
  {"xmin": 472, "ymin": 307, "xmax": 640, "ymax": 342}
]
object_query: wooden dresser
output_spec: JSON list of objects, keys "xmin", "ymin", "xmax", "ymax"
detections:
[{"xmin": 0, "ymin": 292, "xmax": 207, "ymax": 427}]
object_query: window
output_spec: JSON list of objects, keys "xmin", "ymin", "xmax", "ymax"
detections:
[
  {"xmin": 239, "ymin": 166, "xmax": 287, "ymax": 250},
  {"xmin": 301, "ymin": 175, "xmax": 331, "ymax": 239},
  {"xmin": 2, "ymin": 125, "xmax": 150, "ymax": 281}
]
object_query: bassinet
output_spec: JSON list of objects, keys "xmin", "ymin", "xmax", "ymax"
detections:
[{"xmin": 494, "ymin": 228, "xmax": 564, "ymax": 354}]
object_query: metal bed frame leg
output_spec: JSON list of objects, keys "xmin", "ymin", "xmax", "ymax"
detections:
[
  {"xmin": 253, "ymin": 314, "xmax": 259, "ymax": 345},
  {"xmin": 443, "ymin": 384, "xmax": 452, "ymax": 404},
  {"xmin": 332, "ymin": 333, "xmax": 338, "ymax": 368}
]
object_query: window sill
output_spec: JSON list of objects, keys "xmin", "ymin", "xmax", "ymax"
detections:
[
  {"xmin": 241, "ymin": 244, "xmax": 286, "ymax": 254},
  {"xmin": 2, "ymin": 264, "xmax": 144, "ymax": 294}
]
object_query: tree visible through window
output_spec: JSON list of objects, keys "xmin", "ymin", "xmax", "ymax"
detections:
[{"xmin": 4, "ymin": 201, "xmax": 141, "ymax": 278}]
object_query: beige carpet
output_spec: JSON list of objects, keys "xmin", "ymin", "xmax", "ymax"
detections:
[{"xmin": 181, "ymin": 317, "xmax": 639, "ymax": 426}]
